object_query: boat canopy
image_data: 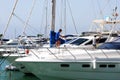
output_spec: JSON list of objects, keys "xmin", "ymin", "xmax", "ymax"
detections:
[
  {"xmin": 93, "ymin": 19, "xmax": 120, "ymax": 25},
  {"xmin": 97, "ymin": 42, "xmax": 120, "ymax": 49}
]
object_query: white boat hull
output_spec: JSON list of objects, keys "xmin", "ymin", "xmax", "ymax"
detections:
[
  {"xmin": 17, "ymin": 60, "xmax": 120, "ymax": 80},
  {"xmin": 15, "ymin": 48, "xmax": 120, "ymax": 80}
]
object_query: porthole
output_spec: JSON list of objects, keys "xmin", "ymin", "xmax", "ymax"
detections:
[
  {"xmin": 82, "ymin": 64, "xmax": 90, "ymax": 68},
  {"xmin": 108, "ymin": 65, "xmax": 115, "ymax": 68},
  {"xmin": 99, "ymin": 64, "xmax": 107, "ymax": 68},
  {"xmin": 60, "ymin": 64, "xmax": 70, "ymax": 67}
]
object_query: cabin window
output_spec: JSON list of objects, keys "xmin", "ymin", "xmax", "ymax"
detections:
[
  {"xmin": 99, "ymin": 64, "xmax": 107, "ymax": 68},
  {"xmin": 85, "ymin": 38, "xmax": 107, "ymax": 45},
  {"xmin": 71, "ymin": 38, "xmax": 88, "ymax": 45},
  {"xmin": 82, "ymin": 64, "xmax": 90, "ymax": 68},
  {"xmin": 85, "ymin": 40, "xmax": 92, "ymax": 45},
  {"xmin": 96, "ymin": 38, "xmax": 107, "ymax": 43},
  {"xmin": 7, "ymin": 43, "xmax": 18, "ymax": 45},
  {"xmin": 110, "ymin": 34, "xmax": 118, "ymax": 37},
  {"xmin": 60, "ymin": 64, "xmax": 70, "ymax": 67}
]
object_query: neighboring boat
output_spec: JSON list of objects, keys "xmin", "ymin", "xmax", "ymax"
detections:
[
  {"xmin": 0, "ymin": 37, "xmax": 40, "ymax": 73},
  {"xmin": 0, "ymin": 39, "xmax": 23, "ymax": 60}
]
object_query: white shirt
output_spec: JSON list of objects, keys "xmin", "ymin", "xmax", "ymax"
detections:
[{"xmin": 93, "ymin": 37, "xmax": 96, "ymax": 45}]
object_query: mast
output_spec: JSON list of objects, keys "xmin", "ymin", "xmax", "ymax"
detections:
[
  {"xmin": 50, "ymin": 0, "xmax": 56, "ymax": 47},
  {"xmin": 63, "ymin": 0, "xmax": 66, "ymax": 34},
  {"xmin": 51, "ymin": 0, "xmax": 56, "ymax": 31},
  {"xmin": 44, "ymin": 0, "xmax": 48, "ymax": 38}
]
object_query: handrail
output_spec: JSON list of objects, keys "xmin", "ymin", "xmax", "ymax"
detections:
[
  {"xmin": 46, "ymin": 48, "xmax": 59, "ymax": 59},
  {"xmin": 100, "ymin": 49, "xmax": 109, "ymax": 58},
  {"xmin": 11, "ymin": 46, "xmax": 120, "ymax": 61},
  {"xmin": 64, "ymin": 47, "xmax": 76, "ymax": 60},
  {"xmin": 84, "ymin": 48, "xmax": 94, "ymax": 60},
  {"xmin": 116, "ymin": 50, "xmax": 120, "ymax": 55},
  {"xmin": 30, "ymin": 49, "xmax": 40, "ymax": 59}
]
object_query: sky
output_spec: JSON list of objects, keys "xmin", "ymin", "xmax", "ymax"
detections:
[{"xmin": 0, "ymin": 0, "xmax": 120, "ymax": 39}]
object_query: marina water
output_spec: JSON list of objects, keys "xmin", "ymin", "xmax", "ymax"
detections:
[{"xmin": 0, "ymin": 59, "xmax": 39, "ymax": 80}]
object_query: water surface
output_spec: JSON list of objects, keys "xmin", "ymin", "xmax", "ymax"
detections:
[{"xmin": 0, "ymin": 59, "xmax": 39, "ymax": 80}]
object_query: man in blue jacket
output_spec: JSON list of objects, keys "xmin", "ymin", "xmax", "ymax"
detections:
[{"xmin": 55, "ymin": 29, "xmax": 63, "ymax": 47}]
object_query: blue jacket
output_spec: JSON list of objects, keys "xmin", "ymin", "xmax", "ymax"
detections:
[{"xmin": 55, "ymin": 32, "xmax": 60, "ymax": 41}]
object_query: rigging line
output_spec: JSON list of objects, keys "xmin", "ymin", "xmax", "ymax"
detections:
[
  {"xmin": 90, "ymin": 0, "xmax": 97, "ymax": 19},
  {"xmin": 2, "ymin": 0, "xmax": 18, "ymax": 38},
  {"xmin": 96, "ymin": 0, "xmax": 104, "ymax": 19},
  {"xmin": 60, "ymin": 0, "xmax": 63, "ymax": 29},
  {"xmin": 22, "ymin": 0, "xmax": 36, "ymax": 36},
  {"xmin": 39, "ymin": 0, "xmax": 47, "ymax": 35},
  {"xmin": 106, "ymin": 23, "xmax": 117, "ymax": 42},
  {"xmin": 60, "ymin": 0, "xmax": 66, "ymax": 33},
  {"xmin": 44, "ymin": 0, "xmax": 48, "ymax": 38},
  {"xmin": 102, "ymin": 0, "xmax": 110, "ymax": 13},
  {"xmin": 107, "ymin": 1, "xmax": 113, "ymax": 14},
  {"xmin": 116, "ymin": 0, "xmax": 117, "ymax": 7},
  {"xmin": 97, "ymin": 0, "xmax": 111, "ymax": 19},
  {"xmin": 67, "ymin": 0, "xmax": 78, "ymax": 34},
  {"xmin": 63, "ymin": 0, "xmax": 66, "ymax": 35},
  {"xmin": 116, "ymin": 0, "xmax": 120, "ymax": 19},
  {"xmin": 90, "ymin": 0, "xmax": 109, "ymax": 20},
  {"xmin": 0, "ymin": 52, "xmax": 12, "ymax": 67},
  {"xmin": 12, "ymin": 13, "xmax": 40, "ymax": 34},
  {"xmin": 0, "ymin": 69, "xmax": 7, "ymax": 75}
]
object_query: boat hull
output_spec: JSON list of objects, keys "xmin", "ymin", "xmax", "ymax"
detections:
[{"xmin": 18, "ymin": 61, "xmax": 120, "ymax": 80}]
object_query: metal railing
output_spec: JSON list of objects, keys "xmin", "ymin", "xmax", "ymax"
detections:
[{"xmin": 44, "ymin": 47, "xmax": 120, "ymax": 60}]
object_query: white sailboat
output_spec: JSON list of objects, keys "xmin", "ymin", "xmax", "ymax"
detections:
[
  {"xmin": 15, "ymin": 1, "xmax": 120, "ymax": 80},
  {"xmin": 15, "ymin": 45, "xmax": 120, "ymax": 80}
]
